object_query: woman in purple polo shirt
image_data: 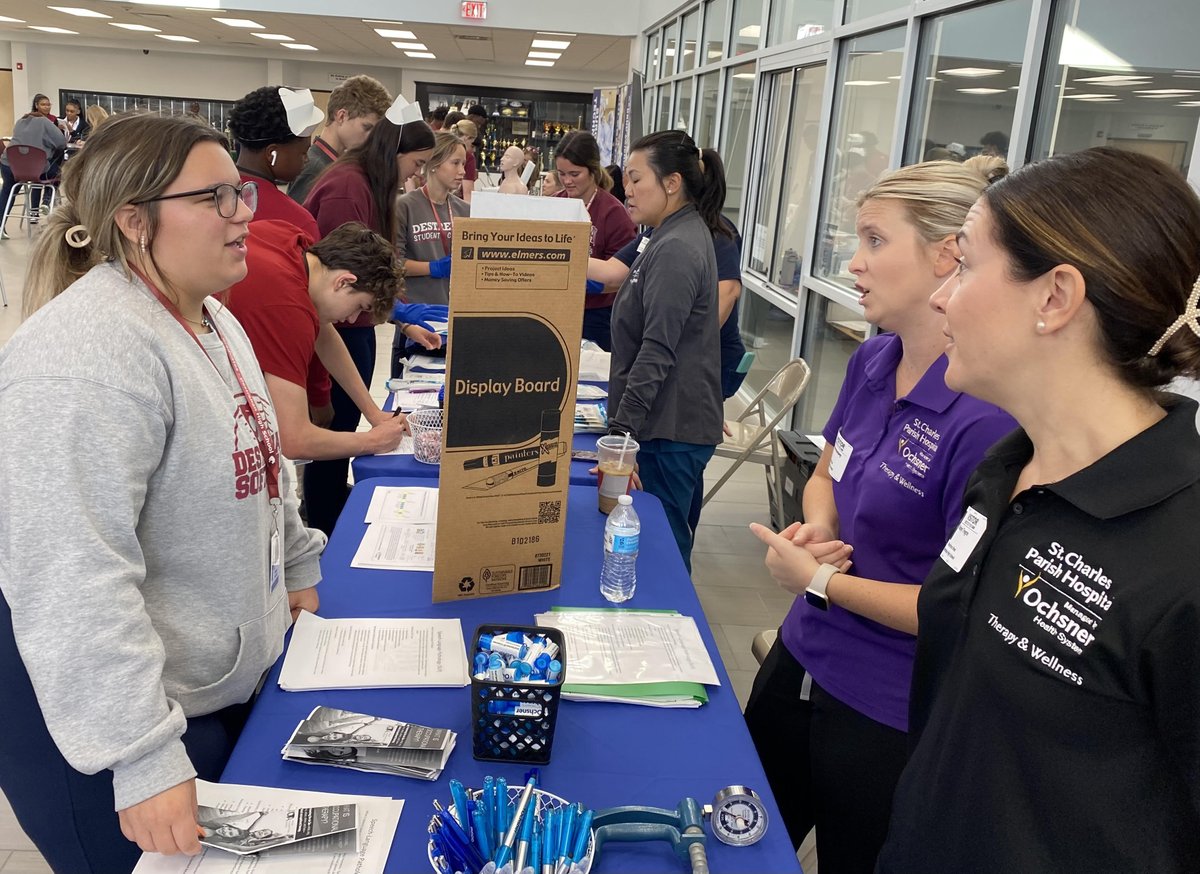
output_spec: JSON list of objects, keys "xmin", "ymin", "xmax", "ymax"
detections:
[{"xmin": 743, "ymin": 157, "xmax": 1016, "ymax": 873}]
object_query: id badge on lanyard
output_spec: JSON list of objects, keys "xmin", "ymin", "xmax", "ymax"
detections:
[{"xmin": 269, "ymin": 512, "xmax": 283, "ymax": 592}]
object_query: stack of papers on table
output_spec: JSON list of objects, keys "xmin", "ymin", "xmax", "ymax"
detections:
[
  {"xmin": 279, "ymin": 612, "xmax": 470, "ymax": 690},
  {"xmin": 577, "ymin": 383, "xmax": 608, "ymax": 400},
  {"xmin": 574, "ymin": 402, "xmax": 608, "ymax": 434},
  {"xmin": 402, "ymin": 353, "xmax": 447, "ymax": 383},
  {"xmin": 133, "ymin": 780, "xmax": 402, "ymax": 873},
  {"xmin": 578, "ymin": 348, "xmax": 611, "ymax": 382},
  {"xmin": 388, "ymin": 382, "xmax": 441, "ymax": 412},
  {"xmin": 283, "ymin": 706, "xmax": 456, "ymax": 780},
  {"xmin": 534, "ymin": 607, "xmax": 720, "ymax": 707},
  {"xmin": 352, "ymin": 485, "xmax": 437, "ymax": 570}
]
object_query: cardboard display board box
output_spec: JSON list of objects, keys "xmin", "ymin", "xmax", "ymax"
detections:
[{"xmin": 432, "ymin": 213, "xmax": 589, "ymax": 603}]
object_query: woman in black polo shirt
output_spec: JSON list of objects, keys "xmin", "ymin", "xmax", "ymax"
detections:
[{"xmin": 868, "ymin": 148, "xmax": 1200, "ymax": 871}]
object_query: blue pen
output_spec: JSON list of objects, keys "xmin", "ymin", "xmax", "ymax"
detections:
[
  {"xmin": 571, "ymin": 808, "xmax": 593, "ymax": 863},
  {"xmin": 530, "ymin": 822, "xmax": 542, "ymax": 874},
  {"xmin": 495, "ymin": 777, "xmax": 509, "ymax": 854},
  {"xmin": 557, "ymin": 805, "xmax": 577, "ymax": 874},
  {"xmin": 449, "ymin": 779, "xmax": 473, "ymax": 837},
  {"xmin": 482, "ymin": 777, "xmax": 496, "ymax": 855},
  {"xmin": 470, "ymin": 799, "xmax": 492, "ymax": 861},
  {"xmin": 495, "ymin": 775, "xmax": 537, "ymax": 869},
  {"xmin": 515, "ymin": 791, "xmax": 536, "ymax": 871}
]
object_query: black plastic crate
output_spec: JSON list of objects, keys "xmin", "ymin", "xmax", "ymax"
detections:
[
  {"xmin": 470, "ymin": 624, "xmax": 566, "ymax": 764},
  {"xmin": 771, "ymin": 431, "xmax": 824, "ymax": 530}
]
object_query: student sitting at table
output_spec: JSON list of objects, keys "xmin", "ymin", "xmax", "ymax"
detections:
[
  {"xmin": 60, "ymin": 98, "xmax": 91, "ymax": 143},
  {"xmin": 0, "ymin": 97, "xmax": 67, "ymax": 227},
  {"xmin": 223, "ymin": 219, "xmax": 412, "ymax": 462}
]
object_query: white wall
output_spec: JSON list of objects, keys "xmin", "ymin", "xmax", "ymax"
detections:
[{"xmin": 0, "ymin": 42, "xmax": 12, "ymax": 68}]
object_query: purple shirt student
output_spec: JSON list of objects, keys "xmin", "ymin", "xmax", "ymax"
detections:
[{"xmin": 779, "ymin": 333, "xmax": 1014, "ymax": 731}]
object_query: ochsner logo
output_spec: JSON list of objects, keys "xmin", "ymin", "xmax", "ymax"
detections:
[{"xmin": 1014, "ymin": 568, "xmax": 1039, "ymax": 598}]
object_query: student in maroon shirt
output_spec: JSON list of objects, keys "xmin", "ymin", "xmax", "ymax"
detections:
[
  {"xmin": 228, "ymin": 85, "xmax": 323, "ymax": 241},
  {"xmin": 555, "ymin": 130, "xmax": 636, "ymax": 350},
  {"xmin": 302, "ymin": 110, "xmax": 435, "ymax": 536}
]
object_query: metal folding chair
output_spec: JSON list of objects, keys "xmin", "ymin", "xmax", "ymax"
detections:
[{"xmin": 702, "ymin": 357, "xmax": 812, "ymax": 520}]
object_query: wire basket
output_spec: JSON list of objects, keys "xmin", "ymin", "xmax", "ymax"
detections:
[
  {"xmin": 408, "ymin": 407, "xmax": 444, "ymax": 465},
  {"xmin": 427, "ymin": 786, "xmax": 595, "ymax": 874}
]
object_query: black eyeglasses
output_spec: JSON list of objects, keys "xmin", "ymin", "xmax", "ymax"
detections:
[{"xmin": 132, "ymin": 181, "xmax": 258, "ymax": 218}]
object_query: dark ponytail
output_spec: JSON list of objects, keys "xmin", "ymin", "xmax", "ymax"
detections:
[
  {"xmin": 338, "ymin": 117, "xmax": 434, "ymax": 240},
  {"xmin": 630, "ymin": 130, "xmax": 729, "ymax": 236}
]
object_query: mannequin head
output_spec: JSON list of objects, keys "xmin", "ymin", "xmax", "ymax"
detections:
[{"xmin": 500, "ymin": 146, "xmax": 525, "ymax": 174}]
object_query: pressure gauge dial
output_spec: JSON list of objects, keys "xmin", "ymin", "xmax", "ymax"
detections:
[{"xmin": 705, "ymin": 785, "xmax": 769, "ymax": 847}]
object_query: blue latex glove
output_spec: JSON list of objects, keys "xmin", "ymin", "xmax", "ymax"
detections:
[
  {"xmin": 391, "ymin": 302, "xmax": 449, "ymax": 332},
  {"xmin": 585, "ymin": 279, "xmax": 606, "ymax": 295},
  {"xmin": 429, "ymin": 256, "xmax": 452, "ymax": 279}
]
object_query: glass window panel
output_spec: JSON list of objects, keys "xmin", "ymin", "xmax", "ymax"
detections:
[
  {"xmin": 721, "ymin": 62, "xmax": 757, "ymax": 225},
  {"xmin": 696, "ymin": 71, "xmax": 721, "ymax": 147},
  {"xmin": 768, "ymin": 0, "xmax": 834, "ymax": 47},
  {"xmin": 657, "ymin": 83, "xmax": 674, "ymax": 132},
  {"xmin": 646, "ymin": 31, "xmax": 661, "ymax": 81},
  {"xmin": 679, "ymin": 10, "xmax": 700, "ymax": 73},
  {"xmin": 794, "ymin": 291, "xmax": 866, "ymax": 432},
  {"xmin": 814, "ymin": 28, "xmax": 904, "ymax": 288},
  {"xmin": 662, "ymin": 19, "xmax": 680, "ymax": 78},
  {"xmin": 844, "ymin": 0, "xmax": 904, "ymax": 25},
  {"xmin": 738, "ymin": 294, "xmax": 797, "ymax": 411},
  {"xmin": 749, "ymin": 71, "xmax": 794, "ymax": 276},
  {"xmin": 703, "ymin": 0, "xmax": 729, "ymax": 66},
  {"xmin": 731, "ymin": 0, "xmax": 764, "ymax": 56},
  {"xmin": 675, "ymin": 77, "xmax": 695, "ymax": 133},
  {"xmin": 1031, "ymin": 0, "xmax": 1200, "ymax": 173},
  {"xmin": 906, "ymin": 0, "xmax": 1032, "ymax": 165},
  {"xmin": 750, "ymin": 63, "xmax": 827, "ymax": 287}
]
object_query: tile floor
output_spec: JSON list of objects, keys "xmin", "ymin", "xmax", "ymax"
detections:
[{"xmin": 0, "ymin": 229, "xmax": 816, "ymax": 872}]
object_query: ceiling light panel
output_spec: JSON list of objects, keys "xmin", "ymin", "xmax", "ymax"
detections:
[
  {"xmin": 0, "ymin": 15, "xmax": 26, "ymax": 22},
  {"xmin": 110, "ymin": 22, "xmax": 158, "ymax": 30},
  {"xmin": 48, "ymin": 7, "xmax": 112, "ymax": 17},
  {"xmin": 156, "ymin": 34, "xmax": 197, "ymax": 41},
  {"xmin": 525, "ymin": 59, "xmax": 554, "ymax": 66},
  {"xmin": 391, "ymin": 41, "xmax": 426, "ymax": 50},
  {"xmin": 405, "ymin": 51, "xmax": 435, "ymax": 58},
  {"xmin": 374, "ymin": 28, "xmax": 416, "ymax": 39},
  {"xmin": 252, "ymin": 33, "xmax": 292, "ymax": 40},
  {"xmin": 283, "ymin": 43, "xmax": 318, "ymax": 50},
  {"xmin": 939, "ymin": 67, "xmax": 1004, "ymax": 78},
  {"xmin": 212, "ymin": 17, "xmax": 263, "ymax": 27},
  {"xmin": 531, "ymin": 39, "xmax": 570, "ymax": 50},
  {"xmin": 29, "ymin": 25, "xmax": 78, "ymax": 33},
  {"xmin": 527, "ymin": 51, "xmax": 561, "ymax": 59}
]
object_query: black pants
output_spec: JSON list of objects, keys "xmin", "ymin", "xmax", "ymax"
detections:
[
  {"xmin": 304, "ymin": 324, "xmax": 376, "ymax": 536},
  {"xmin": 582, "ymin": 305, "xmax": 612, "ymax": 351},
  {"xmin": 0, "ymin": 590, "xmax": 251, "ymax": 874},
  {"xmin": 744, "ymin": 636, "xmax": 909, "ymax": 874}
]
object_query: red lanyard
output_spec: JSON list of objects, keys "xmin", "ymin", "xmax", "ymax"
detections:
[
  {"xmin": 314, "ymin": 137, "xmax": 338, "ymax": 163},
  {"xmin": 134, "ymin": 267, "xmax": 282, "ymax": 505},
  {"xmin": 422, "ymin": 185, "xmax": 453, "ymax": 256}
]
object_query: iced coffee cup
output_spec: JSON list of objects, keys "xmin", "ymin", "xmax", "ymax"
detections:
[{"xmin": 596, "ymin": 434, "xmax": 639, "ymax": 513}]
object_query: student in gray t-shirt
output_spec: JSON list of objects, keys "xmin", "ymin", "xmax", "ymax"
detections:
[{"xmin": 391, "ymin": 131, "xmax": 470, "ymax": 376}]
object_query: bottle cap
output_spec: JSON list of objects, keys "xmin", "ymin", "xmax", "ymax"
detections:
[
  {"xmin": 479, "ymin": 633, "xmax": 495, "ymax": 650},
  {"xmin": 618, "ymin": 494, "xmax": 632, "ymax": 505}
]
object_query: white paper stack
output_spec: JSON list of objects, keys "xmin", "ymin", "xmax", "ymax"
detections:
[
  {"xmin": 574, "ymin": 403, "xmax": 608, "ymax": 434},
  {"xmin": 352, "ymin": 485, "xmax": 438, "ymax": 570},
  {"xmin": 534, "ymin": 609, "xmax": 720, "ymax": 708},
  {"xmin": 283, "ymin": 706, "xmax": 456, "ymax": 781},
  {"xmin": 578, "ymin": 348, "xmax": 611, "ymax": 383},
  {"xmin": 279, "ymin": 612, "xmax": 470, "ymax": 691},
  {"xmin": 133, "ymin": 780, "xmax": 403, "ymax": 874}
]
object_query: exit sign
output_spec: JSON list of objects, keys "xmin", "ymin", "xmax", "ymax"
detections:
[{"xmin": 461, "ymin": 1, "xmax": 487, "ymax": 19}]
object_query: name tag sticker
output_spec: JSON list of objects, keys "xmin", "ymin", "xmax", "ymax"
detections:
[
  {"xmin": 941, "ymin": 506, "xmax": 987, "ymax": 573},
  {"xmin": 637, "ymin": 236, "xmax": 649, "ymax": 253},
  {"xmin": 828, "ymin": 430, "xmax": 853, "ymax": 482},
  {"xmin": 269, "ymin": 529, "xmax": 282, "ymax": 592}
]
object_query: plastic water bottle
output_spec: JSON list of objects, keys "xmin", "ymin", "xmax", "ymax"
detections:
[{"xmin": 600, "ymin": 494, "xmax": 640, "ymax": 602}]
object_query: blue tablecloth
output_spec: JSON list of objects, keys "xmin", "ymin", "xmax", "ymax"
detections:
[{"xmin": 221, "ymin": 478, "xmax": 800, "ymax": 874}]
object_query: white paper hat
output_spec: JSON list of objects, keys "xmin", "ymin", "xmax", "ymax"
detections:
[
  {"xmin": 386, "ymin": 94, "xmax": 424, "ymax": 127},
  {"xmin": 278, "ymin": 87, "xmax": 325, "ymax": 137}
]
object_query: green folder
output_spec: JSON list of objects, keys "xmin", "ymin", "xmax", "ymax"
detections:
[{"xmin": 546, "ymin": 607, "xmax": 710, "ymax": 708}]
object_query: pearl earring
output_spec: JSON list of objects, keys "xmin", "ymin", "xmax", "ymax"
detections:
[
  {"xmin": 270, "ymin": 151, "xmax": 277, "ymax": 168},
  {"xmin": 139, "ymin": 233, "xmax": 147, "ymax": 255},
  {"xmin": 1036, "ymin": 319, "xmax": 1046, "ymax": 332}
]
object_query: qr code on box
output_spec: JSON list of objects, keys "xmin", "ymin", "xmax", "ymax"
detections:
[{"xmin": 538, "ymin": 501, "xmax": 561, "ymax": 524}]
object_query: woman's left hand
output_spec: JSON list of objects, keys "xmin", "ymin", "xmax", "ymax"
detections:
[
  {"xmin": 750, "ymin": 522, "xmax": 832, "ymax": 595},
  {"xmin": 288, "ymin": 587, "xmax": 319, "ymax": 621}
]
